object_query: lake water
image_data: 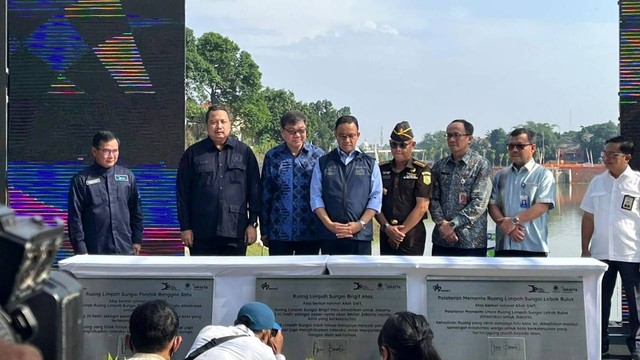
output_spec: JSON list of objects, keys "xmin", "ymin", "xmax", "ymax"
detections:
[{"xmin": 372, "ymin": 182, "xmax": 587, "ymax": 257}]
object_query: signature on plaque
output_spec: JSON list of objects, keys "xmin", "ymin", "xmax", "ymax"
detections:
[
  {"xmin": 311, "ymin": 339, "xmax": 348, "ymax": 359},
  {"xmin": 488, "ymin": 337, "xmax": 526, "ymax": 360}
]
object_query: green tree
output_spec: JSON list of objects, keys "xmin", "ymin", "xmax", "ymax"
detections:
[
  {"xmin": 304, "ymin": 100, "xmax": 350, "ymax": 150},
  {"xmin": 185, "ymin": 28, "xmax": 217, "ymax": 105},
  {"xmin": 259, "ymin": 87, "xmax": 300, "ymax": 144},
  {"xmin": 416, "ymin": 131, "xmax": 448, "ymax": 162},
  {"xmin": 470, "ymin": 136, "xmax": 490, "ymax": 159},
  {"xmin": 193, "ymin": 32, "xmax": 269, "ymax": 136},
  {"xmin": 485, "ymin": 128, "xmax": 508, "ymax": 166},
  {"xmin": 517, "ymin": 122, "xmax": 560, "ymax": 163},
  {"xmin": 184, "ymin": 29, "xmax": 354, "ymax": 150},
  {"xmin": 577, "ymin": 121, "xmax": 619, "ymax": 162}
]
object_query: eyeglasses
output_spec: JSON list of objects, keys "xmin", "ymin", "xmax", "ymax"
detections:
[
  {"xmin": 389, "ymin": 141, "xmax": 410, "ymax": 149},
  {"xmin": 507, "ymin": 144, "xmax": 532, "ymax": 151},
  {"xmin": 97, "ymin": 148, "xmax": 119, "ymax": 156},
  {"xmin": 446, "ymin": 133, "xmax": 470, "ymax": 140},
  {"xmin": 601, "ymin": 151, "xmax": 626, "ymax": 159},
  {"xmin": 283, "ymin": 127, "xmax": 306, "ymax": 136}
]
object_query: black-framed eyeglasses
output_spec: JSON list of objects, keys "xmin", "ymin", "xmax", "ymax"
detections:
[
  {"xmin": 445, "ymin": 133, "xmax": 470, "ymax": 140},
  {"xmin": 283, "ymin": 127, "xmax": 306, "ymax": 136},
  {"xmin": 96, "ymin": 148, "xmax": 119, "ymax": 156},
  {"xmin": 389, "ymin": 141, "xmax": 410, "ymax": 149},
  {"xmin": 507, "ymin": 143, "xmax": 532, "ymax": 150}
]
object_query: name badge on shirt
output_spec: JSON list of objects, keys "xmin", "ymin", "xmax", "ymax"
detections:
[
  {"xmin": 520, "ymin": 194, "xmax": 529, "ymax": 208},
  {"xmin": 115, "ymin": 175, "xmax": 129, "ymax": 182},
  {"xmin": 459, "ymin": 192, "xmax": 467, "ymax": 205},
  {"xmin": 86, "ymin": 178, "xmax": 101, "ymax": 185},
  {"xmin": 622, "ymin": 195, "xmax": 635, "ymax": 211}
]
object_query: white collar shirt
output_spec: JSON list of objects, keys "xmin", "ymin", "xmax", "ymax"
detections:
[
  {"xmin": 580, "ymin": 166, "xmax": 640, "ymax": 262},
  {"xmin": 187, "ymin": 324, "xmax": 285, "ymax": 360}
]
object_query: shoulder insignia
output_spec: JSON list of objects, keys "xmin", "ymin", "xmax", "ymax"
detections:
[
  {"xmin": 413, "ymin": 159, "xmax": 427, "ymax": 167},
  {"xmin": 422, "ymin": 171, "xmax": 431, "ymax": 185}
]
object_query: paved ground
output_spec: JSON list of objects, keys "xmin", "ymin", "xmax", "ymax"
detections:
[
  {"xmin": 606, "ymin": 327, "xmax": 634, "ymax": 359},
  {"xmin": 608, "ymin": 342, "xmax": 633, "ymax": 359}
]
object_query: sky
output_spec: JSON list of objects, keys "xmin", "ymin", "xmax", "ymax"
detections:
[{"xmin": 186, "ymin": 0, "xmax": 618, "ymax": 145}]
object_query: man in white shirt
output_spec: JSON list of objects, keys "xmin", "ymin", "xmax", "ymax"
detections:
[
  {"xmin": 186, "ymin": 302, "xmax": 285, "ymax": 360},
  {"xmin": 581, "ymin": 136, "xmax": 640, "ymax": 359}
]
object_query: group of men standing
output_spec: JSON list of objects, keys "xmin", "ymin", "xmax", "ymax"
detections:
[
  {"xmin": 66, "ymin": 106, "xmax": 640, "ymax": 357},
  {"xmin": 67, "ymin": 106, "xmax": 563, "ymax": 258}
]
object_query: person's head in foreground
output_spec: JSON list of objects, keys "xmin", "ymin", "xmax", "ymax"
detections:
[
  {"xmin": 235, "ymin": 301, "xmax": 284, "ymax": 353},
  {"xmin": 378, "ymin": 311, "xmax": 442, "ymax": 360},
  {"xmin": 126, "ymin": 300, "xmax": 182, "ymax": 359}
]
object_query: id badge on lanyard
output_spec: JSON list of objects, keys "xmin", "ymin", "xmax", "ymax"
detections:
[{"xmin": 520, "ymin": 181, "xmax": 529, "ymax": 208}]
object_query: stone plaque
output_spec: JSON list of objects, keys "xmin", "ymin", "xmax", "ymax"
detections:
[
  {"xmin": 256, "ymin": 276, "xmax": 406, "ymax": 360},
  {"xmin": 427, "ymin": 277, "xmax": 586, "ymax": 360},
  {"xmin": 80, "ymin": 277, "xmax": 213, "ymax": 360}
]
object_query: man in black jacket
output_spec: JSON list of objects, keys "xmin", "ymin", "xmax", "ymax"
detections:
[
  {"xmin": 176, "ymin": 105, "xmax": 260, "ymax": 255},
  {"xmin": 67, "ymin": 130, "xmax": 144, "ymax": 255}
]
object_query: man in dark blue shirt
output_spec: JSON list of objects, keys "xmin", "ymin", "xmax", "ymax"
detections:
[
  {"xmin": 176, "ymin": 105, "xmax": 261, "ymax": 256},
  {"xmin": 67, "ymin": 131, "xmax": 144, "ymax": 255},
  {"xmin": 260, "ymin": 110, "xmax": 324, "ymax": 255}
]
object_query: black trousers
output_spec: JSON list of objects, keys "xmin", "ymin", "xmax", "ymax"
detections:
[
  {"xmin": 601, "ymin": 260, "xmax": 640, "ymax": 353},
  {"xmin": 269, "ymin": 240, "xmax": 321, "ymax": 256},
  {"xmin": 380, "ymin": 223, "xmax": 426, "ymax": 256},
  {"xmin": 494, "ymin": 250, "xmax": 547, "ymax": 257},
  {"xmin": 432, "ymin": 244, "xmax": 487, "ymax": 257},
  {"xmin": 321, "ymin": 239, "xmax": 371, "ymax": 255},
  {"xmin": 190, "ymin": 237, "xmax": 246, "ymax": 256}
]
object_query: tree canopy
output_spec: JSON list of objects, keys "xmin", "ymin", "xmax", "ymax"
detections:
[
  {"xmin": 185, "ymin": 28, "xmax": 350, "ymax": 155},
  {"xmin": 185, "ymin": 29, "xmax": 620, "ymax": 163}
]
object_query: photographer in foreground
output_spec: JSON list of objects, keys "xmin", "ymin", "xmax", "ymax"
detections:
[{"xmin": 186, "ymin": 302, "xmax": 284, "ymax": 360}]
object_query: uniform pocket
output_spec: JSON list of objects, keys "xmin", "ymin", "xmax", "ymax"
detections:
[{"xmin": 88, "ymin": 184, "xmax": 106, "ymax": 207}]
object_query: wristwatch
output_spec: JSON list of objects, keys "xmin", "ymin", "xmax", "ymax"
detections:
[
  {"xmin": 448, "ymin": 221, "xmax": 456, "ymax": 229},
  {"xmin": 358, "ymin": 220, "xmax": 367, "ymax": 228},
  {"xmin": 511, "ymin": 217, "xmax": 520, "ymax": 225},
  {"xmin": 383, "ymin": 223, "xmax": 391, "ymax": 229},
  {"xmin": 251, "ymin": 221, "xmax": 259, "ymax": 228}
]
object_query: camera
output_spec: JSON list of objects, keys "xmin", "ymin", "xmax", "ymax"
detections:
[{"xmin": 0, "ymin": 206, "xmax": 83, "ymax": 359}]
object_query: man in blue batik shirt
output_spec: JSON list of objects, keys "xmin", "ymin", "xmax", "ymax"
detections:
[{"xmin": 260, "ymin": 111, "xmax": 325, "ymax": 255}]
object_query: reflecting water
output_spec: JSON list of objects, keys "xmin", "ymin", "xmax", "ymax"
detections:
[
  {"xmin": 374, "ymin": 183, "xmax": 588, "ymax": 257},
  {"xmin": 547, "ymin": 183, "xmax": 587, "ymax": 257}
]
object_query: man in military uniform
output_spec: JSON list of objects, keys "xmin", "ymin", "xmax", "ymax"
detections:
[
  {"xmin": 68, "ymin": 130, "xmax": 144, "ymax": 255},
  {"xmin": 375, "ymin": 121, "xmax": 432, "ymax": 256}
]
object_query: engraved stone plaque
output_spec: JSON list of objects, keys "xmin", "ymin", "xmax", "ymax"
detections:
[
  {"xmin": 427, "ymin": 277, "xmax": 586, "ymax": 360},
  {"xmin": 80, "ymin": 277, "xmax": 213, "ymax": 360},
  {"xmin": 256, "ymin": 276, "xmax": 407, "ymax": 360}
]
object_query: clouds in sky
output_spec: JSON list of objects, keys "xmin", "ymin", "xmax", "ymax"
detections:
[{"xmin": 187, "ymin": 1, "xmax": 618, "ymax": 142}]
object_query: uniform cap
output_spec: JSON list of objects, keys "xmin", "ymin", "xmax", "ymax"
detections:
[{"xmin": 390, "ymin": 121, "xmax": 414, "ymax": 142}]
